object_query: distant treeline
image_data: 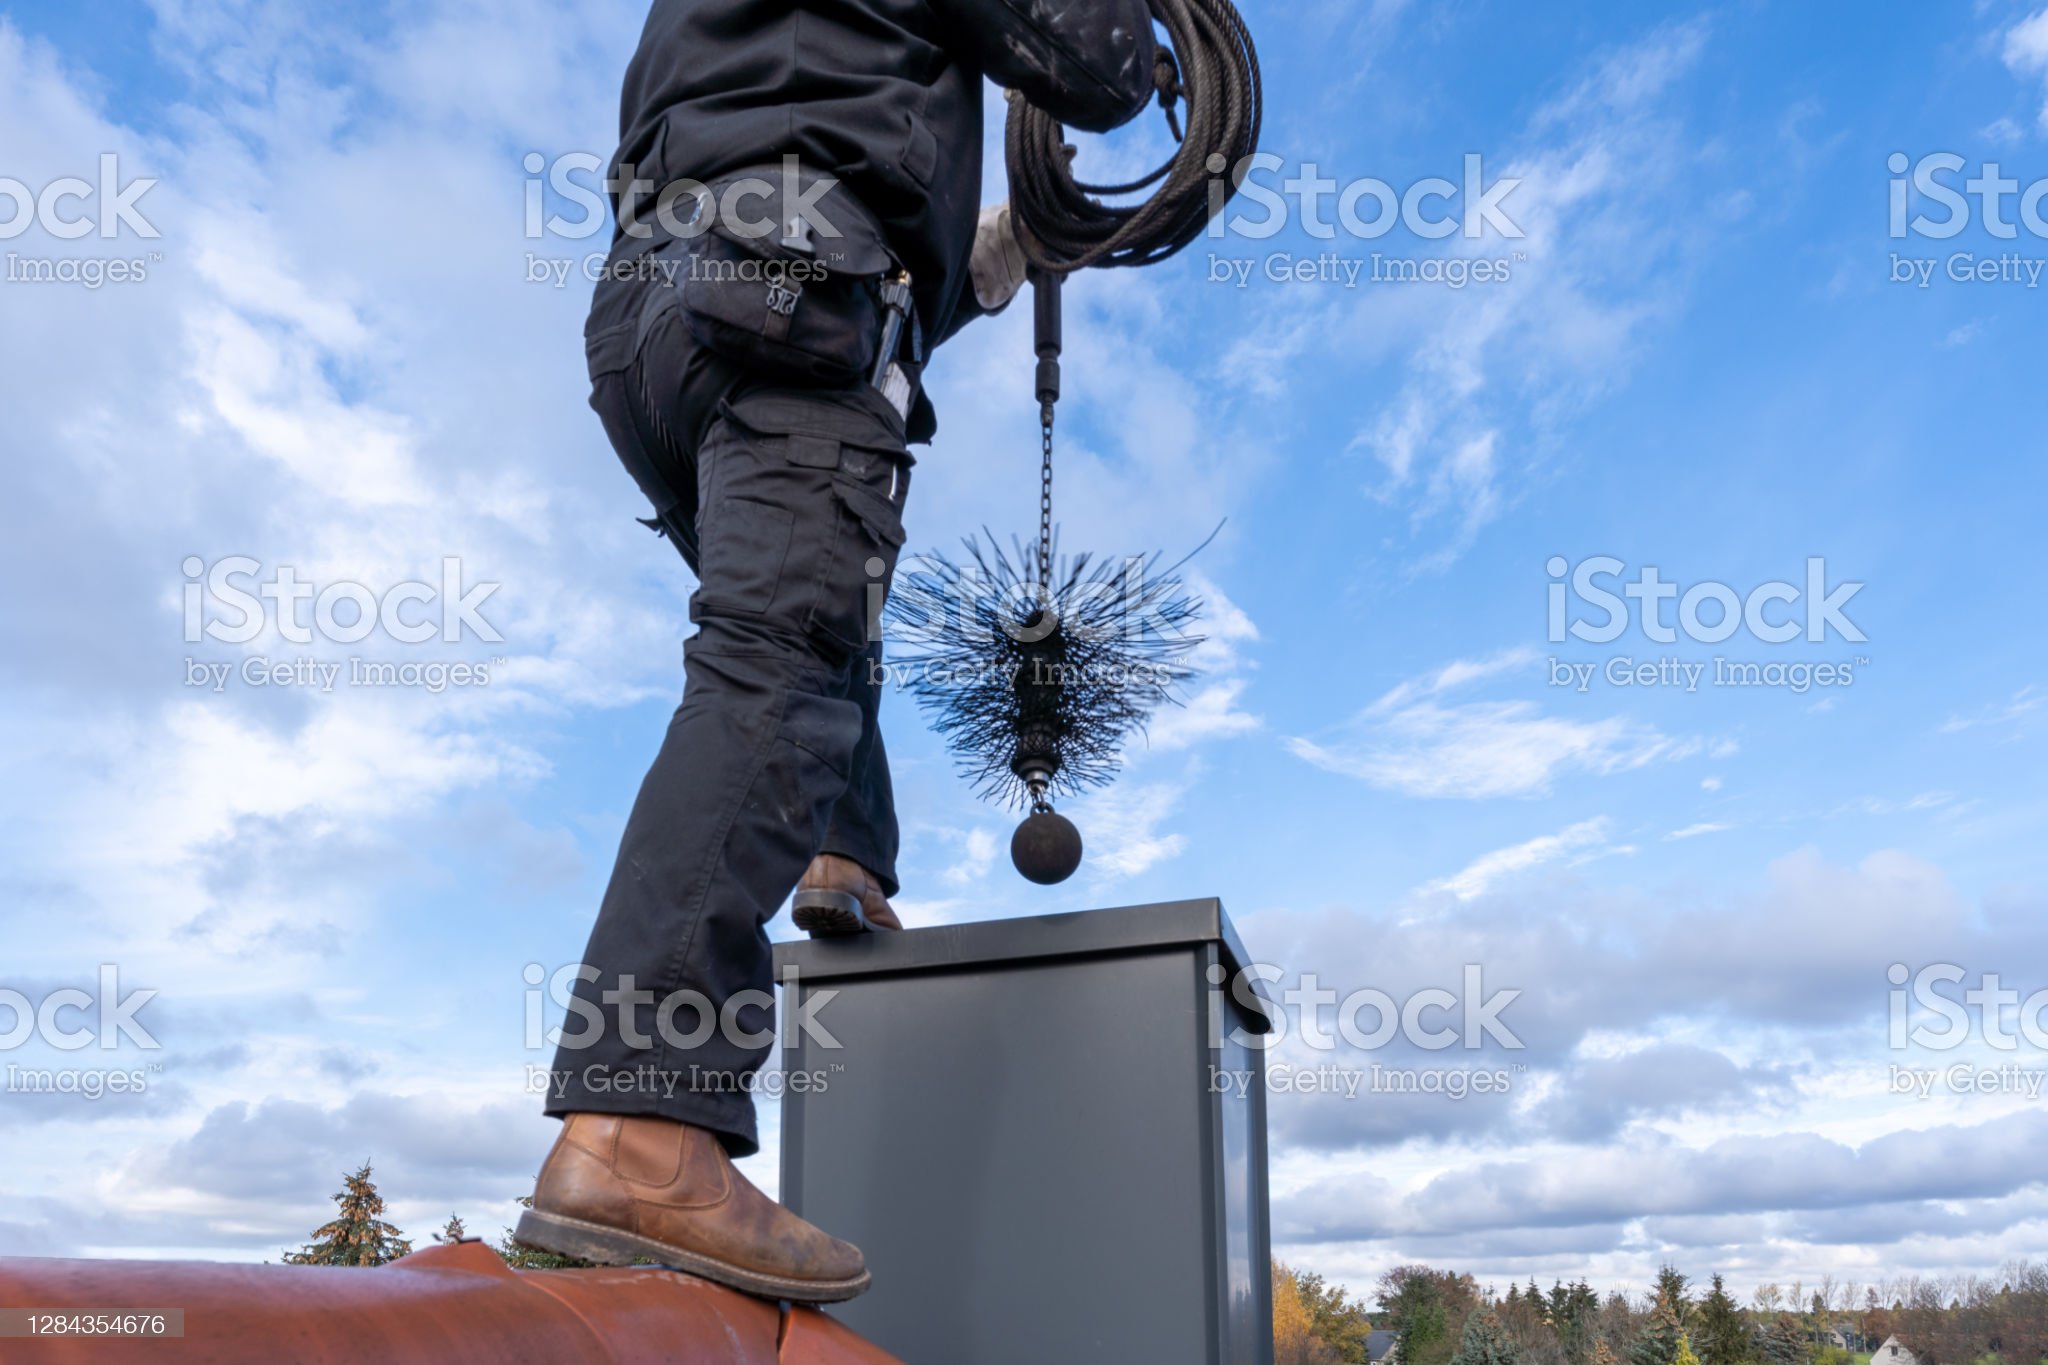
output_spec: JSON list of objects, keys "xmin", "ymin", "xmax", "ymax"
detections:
[{"xmin": 1274, "ymin": 1261, "xmax": 2048, "ymax": 1365}]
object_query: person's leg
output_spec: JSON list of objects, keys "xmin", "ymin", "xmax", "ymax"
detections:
[
  {"xmin": 818, "ymin": 636, "xmax": 902, "ymax": 896},
  {"xmin": 526, "ymin": 377, "xmax": 911, "ymax": 1300},
  {"xmin": 545, "ymin": 379, "xmax": 913, "ymax": 1152},
  {"xmin": 614, "ymin": 261, "xmax": 905, "ymax": 916},
  {"xmin": 535, "ymin": 247, "xmax": 915, "ymax": 1295},
  {"xmin": 789, "ymin": 632, "xmax": 906, "ymax": 934}
]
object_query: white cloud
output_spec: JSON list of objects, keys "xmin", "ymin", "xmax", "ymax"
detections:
[
  {"xmin": 1251, "ymin": 840, "xmax": 2048, "ymax": 1289},
  {"xmin": 1291, "ymin": 647, "xmax": 1708, "ymax": 798},
  {"xmin": 1137, "ymin": 572, "xmax": 1263, "ymax": 753},
  {"xmin": 1941, "ymin": 318, "xmax": 1989, "ymax": 349},
  {"xmin": 1278, "ymin": 1111, "xmax": 2048, "ymax": 1244},
  {"xmin": 1825, "ymin": 790, "xmax": 1961, "ymax": 818},
  {"xmin": 1365, "ymin": 647, "xmax": 1539, "ymax": 716},
  {"xmin": 1144, "ymin": 676, "xmax": 1263, "ymax": 751},
  {"xmin": 1418, "ymin": 817, "xmax": 1617, "ymax": 901},
  {"xmin": 941, "ymin": 827, "xmax": 999, "ymax": 887},
  {"xmin": 1293, "ymin": 697, "xmax": 1694, "ymax": 798},
  {"xmin": 1224, "ymin": 17, "xmax": 1721, "ymax": 569},
  {"xmin": 1983, "ymin": 115, "xmax": 2026, "ymax": 145},
  {"xmin": 1076, "ymin": 779, "xmax": 1189, "ymax": 879},
  {"xmin": 184, "ymin": 303, "xmax": 432, "ymax": 508},
  {"xmin": 1939, "ymin": 685, "xmax": 2043, "ymax": 735},
  {"xmin": 2002, "ymin": 8, "xmax": 2048, "ymax": 129}
]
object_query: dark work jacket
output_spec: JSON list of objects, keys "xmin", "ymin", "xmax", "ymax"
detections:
[{"xmin": 592, "ymin": 0, "xmax": 1154, "ymax": 369}]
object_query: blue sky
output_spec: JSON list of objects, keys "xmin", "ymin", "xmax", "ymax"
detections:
[{"xmin": 2, "ymin": 0, "xmax": 2045, "ymax": 1301}]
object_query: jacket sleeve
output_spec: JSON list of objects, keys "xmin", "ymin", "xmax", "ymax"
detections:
[{"xmin": 931, "ymin": 0, "xmax": 1157, "ymax": 133}]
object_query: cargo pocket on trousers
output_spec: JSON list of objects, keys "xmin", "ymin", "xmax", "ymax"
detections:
[
  {"xmin": 695, "ymin": 496, "xmax": 796, "ymax": 616},
  {"xmin": 715, "ymin": 387, "xmax": 911, "ymax": 655},
  {"xmin": 808, "ymin": 470, "xmax": 908, "ymax": 655}
]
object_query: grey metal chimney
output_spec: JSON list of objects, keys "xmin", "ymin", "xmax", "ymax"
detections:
[{"xmin": 773, "ymin": 898, "xmax": 1275, "ymax": 1364}]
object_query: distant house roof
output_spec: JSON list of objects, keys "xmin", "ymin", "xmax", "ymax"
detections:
[
  {"xmin": 1368, "ymin": 1330, "xmax": 1402, "ymax": 1364},
  {"xmin": 1877, "ymin": 1336, "xmax": 1919, "ymax": 1365}
]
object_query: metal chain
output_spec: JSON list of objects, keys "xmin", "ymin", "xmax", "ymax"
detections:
[
  {"xmin": 1038, "ymin": 406, "xmax": 1054, "ymax": 596},
  {"xmin": 1032, "ymin": 403, "xmax": 1056, "ymax": 812}
]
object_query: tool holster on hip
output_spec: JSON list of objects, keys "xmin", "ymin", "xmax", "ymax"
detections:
[{"xmin": 672, "ymin": 162, "xmax": 923, "ymax": 406}]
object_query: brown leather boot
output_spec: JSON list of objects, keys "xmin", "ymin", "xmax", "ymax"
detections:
[
  {"xmin": 791, "ymin": 852, "xmax": 902, "ymax": 935},
  {"xmin": 516, "ymin": 1113, "xmax": 871, "ymax": 1302}
]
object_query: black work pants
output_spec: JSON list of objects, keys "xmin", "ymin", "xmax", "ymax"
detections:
[{"xmin": 544, "ymin": 258, "xmax": 912, "ymax": 1157}]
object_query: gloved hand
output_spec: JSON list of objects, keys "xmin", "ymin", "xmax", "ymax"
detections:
[{"xmin": 969, "ymin": 201, "xmax": 1030, "ymax": 312}]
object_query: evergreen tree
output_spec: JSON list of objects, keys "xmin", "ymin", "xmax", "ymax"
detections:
[
  {"xmin": 1655, "ymin": 1267, "xmax": 1695, "ymax": 1327},
  {"xmin": 1631, "ymin": 1298, "xmax": 1687, "ymax": 1365},
  {"xmin": 1555, "ymin": 1280, "xmax": 1602, "ymax": 1365},
  {"xmin": 433, "ymin": 1214, "xmax": 469, "ymax": 1245},
  {"xmin": 1699, "ymin": 1275, "xmax": 1753, "ymax": 1365},
  {"xmin": 1451, "ymin": 1309, "xmax": 1523, "ymax": 1365},
  {"xmin": 285, "ymin": 1162, "xmax": 411, "ymax": 1267},
  {"xmin": 1758, "ymin": 1314, "xmax": 1811, "ymax": 1365},
  {"xmin": 1675, "ymin": 1334, "xmax": 1701, "ymax": 1365}
]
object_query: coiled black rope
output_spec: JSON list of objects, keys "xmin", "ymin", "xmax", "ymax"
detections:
[{"xmin": 1004, "ymin": 0, "xmax": 1262, "ymax": 273}]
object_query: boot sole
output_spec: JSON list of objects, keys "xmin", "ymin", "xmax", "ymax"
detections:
[
  {"xmin": 791, "ymin": 888, "xmax": 871, "ymax": 937},
  {"xmin": 514, "ymin": 1209, "xmax": 871, "ymax": 1303}
]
